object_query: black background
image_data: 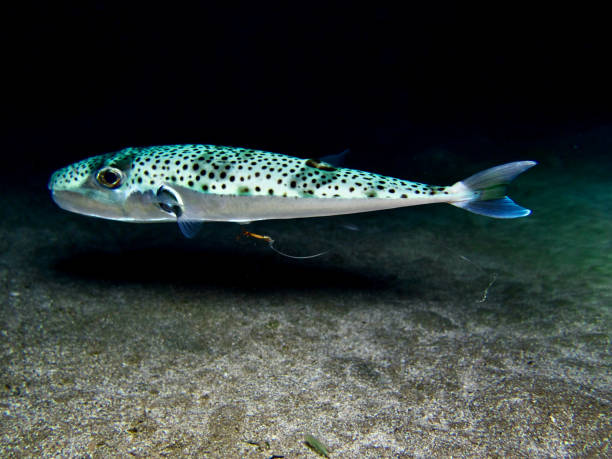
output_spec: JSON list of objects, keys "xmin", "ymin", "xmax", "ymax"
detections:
[{"xmin": 4, "ymin": 3, "xmax": 611, "ymax": 181}]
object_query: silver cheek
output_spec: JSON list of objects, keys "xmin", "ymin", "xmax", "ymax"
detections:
[
  {"xmin": 51, "ymin": 189, "xmax": 175, "ymax": 222},
  {"xmin": 51, "ymin": 189, "xmax": 126, "ymax": 220},
  {"xmin": 123, "ymin": 189, "xmax": 178, "ymax": 221}
]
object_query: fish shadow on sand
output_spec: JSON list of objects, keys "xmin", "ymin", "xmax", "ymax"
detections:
[{"xmin": 51, "ymin": 245, "xmax": 396, "ymax": 292}]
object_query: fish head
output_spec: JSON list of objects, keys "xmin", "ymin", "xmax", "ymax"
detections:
[{"xmin": 48, "ymin": 148, "xmax": 171, "ymax": 222}]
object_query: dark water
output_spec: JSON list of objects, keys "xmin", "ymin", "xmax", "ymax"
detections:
[{"xmin": 1, "ymin": 4, "xmax": 610, "ymax": 456}]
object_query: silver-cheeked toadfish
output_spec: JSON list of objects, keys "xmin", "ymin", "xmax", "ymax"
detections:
[{"xmin": 48, "ymin": 145, "xmax": 536, "ymax": 239}]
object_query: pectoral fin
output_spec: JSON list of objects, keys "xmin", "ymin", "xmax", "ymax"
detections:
[
  {"xmin": 156, "ymin": 185, "xmax": 203, "ymax": 238},
  {"xmin": 177, "ymin": 218, "xmax": 203, "ymax": 238}
]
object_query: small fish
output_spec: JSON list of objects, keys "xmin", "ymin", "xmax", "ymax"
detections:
[
  {"xmin": 304, "ymin": 434, "xmax": 330, "ymax": 458},
  {"xmin": 48, "ymin": 145, "xmax": 536, "ymax": 238}
]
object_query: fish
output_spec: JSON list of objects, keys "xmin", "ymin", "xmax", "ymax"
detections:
[{"xmin": 48, "ymin": 144, "xmax": 536, "ymax": 238}]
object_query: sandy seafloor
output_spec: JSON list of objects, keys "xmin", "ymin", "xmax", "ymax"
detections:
[{"xmin": 1, "ymin": 130, "xmax": 610, "ymax": 457}]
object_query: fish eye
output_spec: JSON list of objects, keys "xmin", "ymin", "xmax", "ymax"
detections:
[{"xmin": 96, "ymin": 167, "xmax": 123, "ymax": 188}]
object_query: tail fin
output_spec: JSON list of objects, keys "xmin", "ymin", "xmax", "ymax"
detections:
[{"xmin": 450, "ymin": 161, "xmax": 537, "ymax": 218}]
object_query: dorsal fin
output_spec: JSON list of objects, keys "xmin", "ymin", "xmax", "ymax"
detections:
[
  {"xmin": 305, "ymin": 158, "xmax": 337, "ymax": 171},
  {"xmin": 320, "ymin": 148, "xmax": 349, "ymax": 167}
]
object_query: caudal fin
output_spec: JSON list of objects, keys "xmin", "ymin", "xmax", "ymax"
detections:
[{"xmin": 450, "ymin": 161, "xmax": 537, "ymax": 218}]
